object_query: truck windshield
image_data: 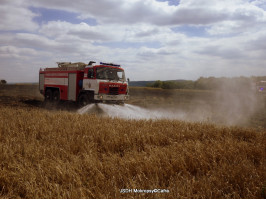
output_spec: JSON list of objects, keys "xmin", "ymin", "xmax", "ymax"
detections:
[{"xmin": 96, "ymin": 67, "xmax": 125, "ymax": 81}]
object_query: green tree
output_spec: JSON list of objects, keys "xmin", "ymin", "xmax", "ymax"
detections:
[
  {"xmin": 152, "ymin": 80, "xmax": 163, "ymax": 88},
  {"xmin": 0, "ymin": 80, "xmax": 7, "ymax": 84}
]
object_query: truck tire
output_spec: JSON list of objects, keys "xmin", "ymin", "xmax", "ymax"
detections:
[
  {"xmin": 78, "ymin": 94, "xmax": 89, "ymax": 107},
  {"xmin": 45, "ymin": 89, "xmax": 53, "ymax": 101},
  {"xmin": 52, "ymin": 90, "xmax": 60, "ymax": 102}
]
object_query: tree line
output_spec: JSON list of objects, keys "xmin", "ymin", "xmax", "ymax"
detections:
[
  {"xmin": 0, "ymin": 80, "xmax": 7, "ymax": 84},
  {"xmin": 147, "ymin": 76, "xmax": 266, "ymax": 91}
]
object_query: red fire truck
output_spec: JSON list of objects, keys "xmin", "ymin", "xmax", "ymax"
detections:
[{"xmin": 39, "ymin": 61, "xmax": 129, "ymax": 106}]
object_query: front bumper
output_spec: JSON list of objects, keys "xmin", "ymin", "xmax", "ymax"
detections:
[{"xmin": 94, "ymin": 94, "xmax": 129, "ymax": 101}]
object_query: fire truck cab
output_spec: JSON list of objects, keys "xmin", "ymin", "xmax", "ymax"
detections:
[{"xmin": 39, "ymin": 61, "xmax": 129, "ymax": 106}]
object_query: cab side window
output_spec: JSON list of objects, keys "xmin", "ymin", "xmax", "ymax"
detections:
[{"xmin": 88, "ymin": 68, "xmax": 94, "ymax": 79}]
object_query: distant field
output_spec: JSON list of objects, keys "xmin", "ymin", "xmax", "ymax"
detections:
[
  {"xmin": 0, "ymin": 84, "xmax": 265, "ymax": 128},
  {"xmin": 0, "ymin": 84, "xmax": 265, "ymax": 198}
]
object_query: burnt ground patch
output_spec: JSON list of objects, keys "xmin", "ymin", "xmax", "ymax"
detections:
[
  {"xmin": 20, "ymin": 98, "xmax": 79, "ymax": 112},
  {"xmin": 21, "ymin": 99, "xmax": 43, "ymax": 108},
  {"xmin": 41, "ymin": 100, "xmax": 79, "ymax": 112},
  {"xmin": 0, "ymin": 95, "xmax": 78, "ymax": 112}
]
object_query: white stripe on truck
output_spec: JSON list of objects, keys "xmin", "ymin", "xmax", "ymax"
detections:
[{"xmin": 45, "ymin": 78, "xmax": 68, "ymax": 86}]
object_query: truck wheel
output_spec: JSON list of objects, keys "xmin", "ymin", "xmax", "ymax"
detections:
[
  {"xmin": 78, "ymin": 94, "xmax": 89, "ymax": 107},
  {"xmin": 45, "ymin": 89, "xmax": 53, "ymax": 101},
  {"xmin": 52, "ymin": 90, "xmax": 60, "ymax": 102}
]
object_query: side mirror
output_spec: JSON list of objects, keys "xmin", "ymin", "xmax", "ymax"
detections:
[{"xmin": 127, "ymin": 78, "xmax": 130, "ymax": 83}]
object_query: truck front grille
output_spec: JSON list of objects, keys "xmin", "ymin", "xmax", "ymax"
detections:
[{"xmin": 109, "ymin": 87, "xmax": 119, "ymax": 95}]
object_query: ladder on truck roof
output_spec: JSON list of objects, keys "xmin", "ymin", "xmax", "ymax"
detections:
[
  {"xmin": 56, "ymin": 62, "xmax": 87, "ymax": 70},
  {"xmin": 42, "ymin": 62, "xmax": 88, "ymax": 71}
]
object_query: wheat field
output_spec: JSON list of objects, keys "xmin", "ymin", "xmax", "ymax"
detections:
[{"xmin": 0, "ymin": 103, "xmax": 265, "ymax": 198}]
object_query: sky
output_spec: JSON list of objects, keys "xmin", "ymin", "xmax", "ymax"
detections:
[{"xmin": 0, "ymin": 0, "xmax": 266, "ymax": 82}]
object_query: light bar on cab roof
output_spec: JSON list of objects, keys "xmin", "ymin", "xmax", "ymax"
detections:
[{"xmin": 100, "ymin": 62, "xmax": 121, "ymax": 67}]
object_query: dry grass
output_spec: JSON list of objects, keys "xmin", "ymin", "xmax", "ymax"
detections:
[{"xmin": 0, "ymin": 105, "xmax": 265, "ymax": 198}]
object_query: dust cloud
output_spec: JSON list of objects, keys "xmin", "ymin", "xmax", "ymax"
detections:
[
  {"xmin": 209, "ymin": 80, "xmax": 264, "ymax": 126},
  {"xmin": 77, "ymin": 80, "xmax": 265, "ymax": 127}
]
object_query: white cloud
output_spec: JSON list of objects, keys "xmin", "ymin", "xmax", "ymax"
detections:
[
  {"xmin": 0, "ymin": 46, "xmax": 38, "ymax": 59},
  {"xmin": 29, "ymin": 0, "xmax": 176, "ymax": 25},
  {"xmin": 0, "ymin": 0, "xmax": 266, "ymax": 82},
  {"xmin": 29, "ymin": 0, "xmax": 266, "ymax": 26},
  {"xmin": 251, "ymin": 0, "xmax": 266, "ymax": 10},
  {"xmin": 39, "ymin": 21, "xmax": 113, "ymax": 41},
  {"xmin": 38, "ymin": 20, "xmax": 181, "ymax": 47},
  {"xmin": 0, "ymin": 0, "xmax": 39, "ymax": 31}
]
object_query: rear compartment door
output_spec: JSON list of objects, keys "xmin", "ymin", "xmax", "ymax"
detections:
[
  {"xmin": 39, "ymin": 73, "xmax": 44, "ymax": 91},
  {"xmin": 68, "ymin": 73, "xmax": 76, "ymax": 101}
]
